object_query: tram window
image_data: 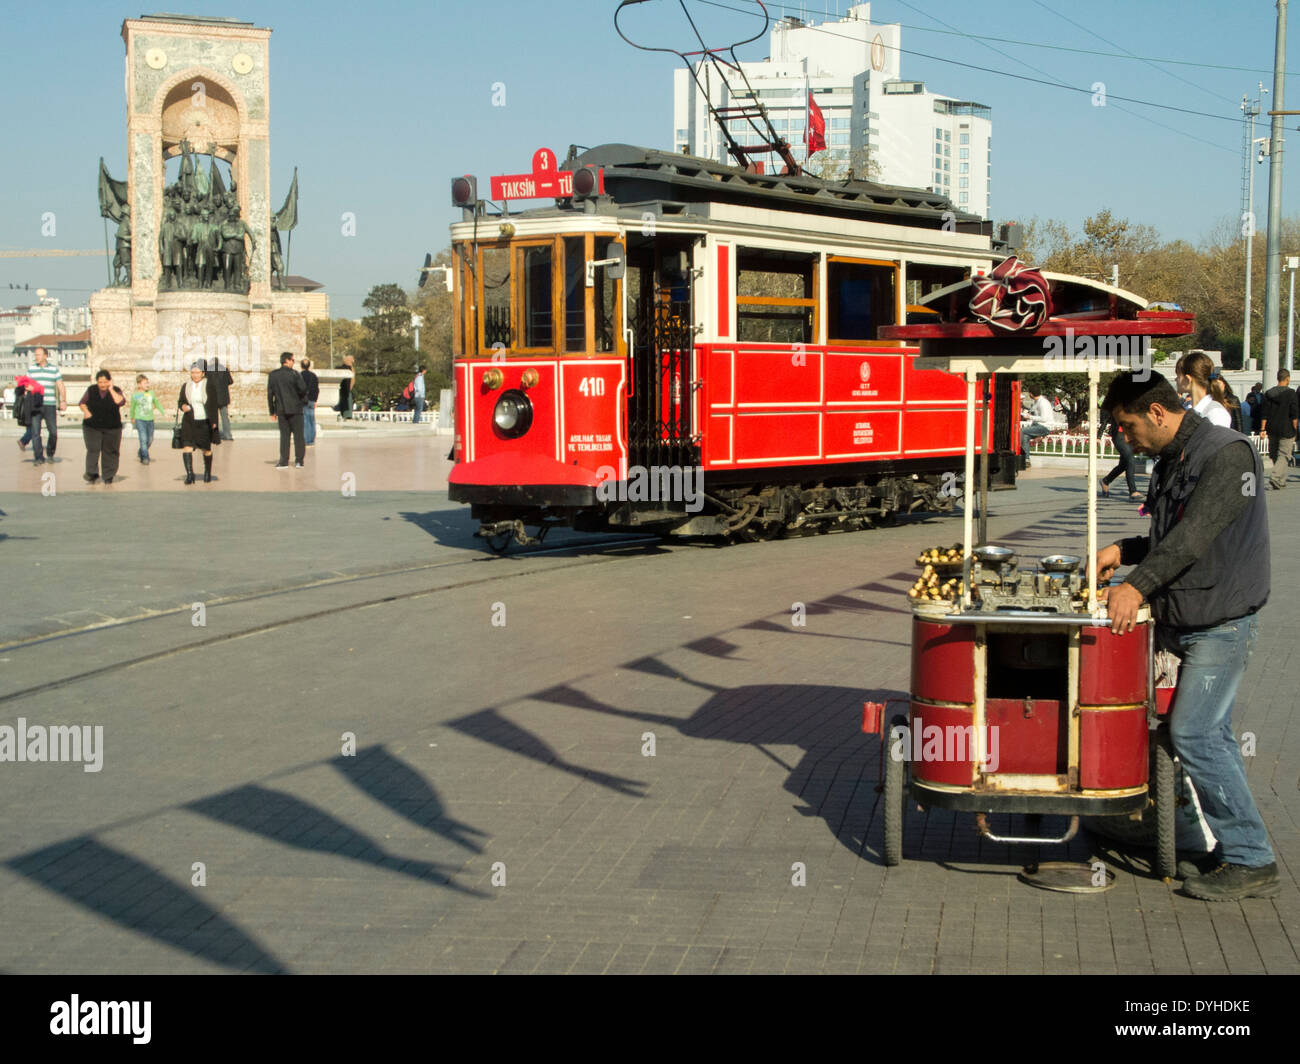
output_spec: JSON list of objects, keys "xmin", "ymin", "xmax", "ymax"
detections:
[
  {"xmin": 480, "ymin": 245, "xmax": 511, "ymax": 350},
  {"xmin": 908, "ymin": 264, "xmax": 968, "ymax": 305},
  {"xmin": 827, "ymin": 259, "xmax": 896, "ymax": 342},
  {"xmin": 564, "ymin": 236, "xmax": 585, "ymax": 351},
  {"xmin": 736, "ymin": 247, "xmax": 816, "ymax": 344},
  {"xmin": 595, "ymin": 257, "xmax": 618, "ymax": 353},
  {"xmin": 522, "ymin": 244, "xmax": 553, "ymax": 348}
]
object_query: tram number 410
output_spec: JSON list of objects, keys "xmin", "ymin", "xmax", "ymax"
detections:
[{"xmin": 578, "ymin": 376, "xmax": 606, "ymax": 397}]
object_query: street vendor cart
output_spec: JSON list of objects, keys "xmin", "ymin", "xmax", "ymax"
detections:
[{"xmin": 863, "ymin": 259, "xmax": 1197, "ymax": 881}]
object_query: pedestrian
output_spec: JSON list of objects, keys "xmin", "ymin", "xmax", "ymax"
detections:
[
  {"xmin": 1096, "ymin": 369, "xmax": 1276, "ymax": 901},
  {"xmin": 334, "ymin": 354, "xmax": 355, "ymax": 420},
  {"xmin": 13, "ymin": 375, "xmax": 43, "ymax": 453},
  {"xmin": 129, "ymin": 374, "xmax": 166, "ymax": 464},
  {"xmin": 268, "ymin": 351, "xmax": 308, "ymax": 469},
  {"xmin": 78, "ymin": 370, "xmax": 127, "ymax": 484},
  {"xmin": 1257, "ymin": 369, "xmax": 1298, "ymax": 490},
  {"xmin": 206, "ymin": 356, "xmax": 235, "ymax": 440},
  {"xmin": 412, "ymin": 366, "xmax": 426, "ymax": 424},
  {"xmin": 1019, "ymin": 384, "xmax": 1054, "ymax": 467},
  {"xmin": 1209, "ymin": 375, "xmax": 1243, "ymax": 434},
  {"xmin": 1174, "ymin": 352, "xmax": 1231, "ymax": 427},
  {"xmin": 300, "ymin": 357, "xmax": 319, "ymax": 446},
  {"xmin": 25, "ymin": 346, "xmax": 65, "ymax": 466},
  {"xmin": 1245, "ymin": 382, "xmax": 1264, "ymax": 430},
  {"xmin": 1098, "ymin": 407, "xmax": 1141, "ymax": 498},
  {"xmin": 178, "ymin": 361, "xmax": 219, "ymax": 484}
]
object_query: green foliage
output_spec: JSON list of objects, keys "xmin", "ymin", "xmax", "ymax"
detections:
[{"xmin": 353, "ymin": 370, "xmax": 451, "ymax": 410}]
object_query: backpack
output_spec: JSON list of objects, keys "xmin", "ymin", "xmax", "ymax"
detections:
[{"xmin": 402, "ymin": 381, "xmax": 415, "ymax": 402}]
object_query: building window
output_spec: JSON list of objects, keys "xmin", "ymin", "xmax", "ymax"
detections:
[
  {"xmin": 959, "ymin": 193, "xmax": 969, "ymax": 204},
  {"xmin": 959, "ymin": 178, "xmax": 969, "ymax": 189},
  {"xmin": 960, "ymin": 163, "xmax": 969, "ymax": 174},
  {"xmin": 944, "ymin": 161, "xmax": 950, "ymax": 171},
  {"xmin": 944, "ymin": 146, "xmax": 950, "ymax": 157},
  {"xmin": 675, "ymin": 129, "xmax": 689, "ymax": 142},
  {"xmin": 830, "ymin": 133, "xmax": 850, "ymax": 146},
  {"xmin": 830, "ymin": 117, "xmax": 850, "ymax": 129},
  {"xmin": 960, "ymin": 148, "xmax": 969, "ymax": 160},
  {"xmin": 960, "ymin": 133, "xmax": 969, "ymax": 145},
  {"xmin": 935, "ymin": 129, "xmax": 943, "ymax": 140}
]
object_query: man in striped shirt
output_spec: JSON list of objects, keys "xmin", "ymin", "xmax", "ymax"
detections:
[{"xmin": 26, "ymin": 347, "xmax": 65, "ymax": 465}]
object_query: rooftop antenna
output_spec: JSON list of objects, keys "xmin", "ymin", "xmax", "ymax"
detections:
[{"xmin": 616, "ymin": 0, "xmax": 803, "ymax": 176}]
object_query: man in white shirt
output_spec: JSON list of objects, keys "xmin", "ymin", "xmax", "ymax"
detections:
[
  {"xmin": 1020, "ymin": 386, "xmax": 1056, "ymax": 467},
  {"xmin": 26, "ymin": 347, "xmax": 66, "ymax": 465}
]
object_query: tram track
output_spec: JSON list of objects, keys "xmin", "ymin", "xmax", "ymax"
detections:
[{"xmin": 0, "ymin": 534, "xmax": 660, "ymax": 704}]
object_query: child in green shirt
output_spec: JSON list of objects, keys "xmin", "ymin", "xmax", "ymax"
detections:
[{"xmin": 131, "ymin": 374, "xmax": 167, "ymax": 463}]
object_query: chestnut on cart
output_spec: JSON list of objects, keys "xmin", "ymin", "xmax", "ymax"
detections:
[{"xmin": 862, "ymin": 261, "xmax": 1197, "ymax": 889}]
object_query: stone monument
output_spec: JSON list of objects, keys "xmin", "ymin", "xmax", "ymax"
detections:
[{"xmin": 91, "ymin": 14, "xmax": 305, "ymax": 416}]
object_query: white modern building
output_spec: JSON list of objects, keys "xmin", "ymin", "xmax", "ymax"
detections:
[
  {"xmin": 671, "ymin": 2, "xmax": 993, "ymax": 217},
  {"xmin": 0, "ymin": 294, "xmax": 91, "ymax": 382}
]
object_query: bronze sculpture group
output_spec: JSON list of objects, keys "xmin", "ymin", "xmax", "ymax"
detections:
[{"xmin": 98, "ymin": 143, "xmax": 297, "ymax": 293}]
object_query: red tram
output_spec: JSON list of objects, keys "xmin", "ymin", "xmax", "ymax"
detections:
[{"xmin": 445, "ymin": 144, "xmax": 1022, "ymax": 549}]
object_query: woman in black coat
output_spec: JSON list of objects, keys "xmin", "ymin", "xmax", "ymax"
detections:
[{"xmin": 178, "ymin": 362, "xmax": 220, "ymax": 484}]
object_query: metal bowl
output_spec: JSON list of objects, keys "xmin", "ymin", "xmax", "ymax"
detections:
[
  {"xmin": 1040, "ymin": 554, "xmax": 1082, "ymax": 573},
  {"xmin": 973, "ymin": 545, "xmax": 1017, "ymax": 565}
]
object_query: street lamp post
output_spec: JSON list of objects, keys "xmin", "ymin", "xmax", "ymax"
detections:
[{"xmin": 1287, "ymin": 257, "xmax": 1299, "ymax": 372}]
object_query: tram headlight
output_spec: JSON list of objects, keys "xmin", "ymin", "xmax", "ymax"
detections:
[{"xmin": 492, "ymin": 389, "xmax": 533, "ymax": 438}]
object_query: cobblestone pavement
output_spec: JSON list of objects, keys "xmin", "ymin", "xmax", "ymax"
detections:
[{"xmin": 0, "ymin": 469, "xmax": 1296, "ymax": 974}]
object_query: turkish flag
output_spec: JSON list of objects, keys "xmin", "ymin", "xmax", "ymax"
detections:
[{"xmin": 805, "ymin": 91, "xmax": 827, "ymax": 154}]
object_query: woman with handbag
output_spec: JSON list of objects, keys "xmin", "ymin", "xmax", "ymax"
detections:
[{"xmin": 178, "ymin": 362, "xmax": 220, "ymax": 484}]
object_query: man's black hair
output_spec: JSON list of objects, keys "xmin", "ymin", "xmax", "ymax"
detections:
[
  {"xmin": 280, "ymin": 352, "xmax": 294, "ymax": 365},
  {"xmin": 96, "ymin": 369, "xmax": 111, "ymax": 381},
  {"xmin": 1101, "ymin": 370, "xmax": 1183, "ymax": 415}
]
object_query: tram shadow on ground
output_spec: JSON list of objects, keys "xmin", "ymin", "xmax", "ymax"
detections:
[{"xmin": 397, "ymin": 507, "xmax": 673, "ymax": 556}]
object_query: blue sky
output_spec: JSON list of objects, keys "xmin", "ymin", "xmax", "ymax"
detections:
[{"xmin": 2, "ymin": 1, "xmax": 1297, "ymax": 317}]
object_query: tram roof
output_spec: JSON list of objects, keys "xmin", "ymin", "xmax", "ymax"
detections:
[{"xmin": 487, "ymin": 144, "xmax": 990, "ymax": 235}]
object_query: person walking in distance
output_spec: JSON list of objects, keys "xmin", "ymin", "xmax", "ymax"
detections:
[
  {"xmin": 335, "ymin": 354, "xmax": 355, "ymax": 420},
  {"xmin": 412, "ymin": 366, "xmax": 426, "ymax": 424},
  {"xmin": 78, "ymin": 370, "xmax": 127, "ymax": 484},
  {"xmin": 1257, "ymin": 369, "xmax": 1299, "ymax": 490},
  {"xmin": 268, "ymin": 351, "xmax": 308, "ymax": 469},
  {"xmin": 26, "ymin": 346, "xmax": 65, "ymax": 466},
  {"xmin": 1098, "ymin": 407, "xmax": 1141, "ymax": 498},
  {"xmin": 300, "ymin": 358, "xmax": 320, "ymax": 446},
  {"xmin": 178, "ymin": 361, "xmax": 220, "ymax": 484},
  {"xmin": 130, "ymin": 374, "xmax": 166, "ymax": 464},
  {"xmin": 1095, "ymin": 370, "xmax": 1276, "ymax": 901},
  {"xmin": 1175, "ymin": 351, "xmax": 1231, "ymax": 427},
  {"xmin": 206, "ymin": 356, "xmax": 235, "ymax": 440}
]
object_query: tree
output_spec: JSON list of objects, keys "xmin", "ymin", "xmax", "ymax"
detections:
[
  {"xmin": 408, "ymin": 247, "xmax": 456, "ymax": 379},
  {"xmin": 359, "ymin": 283, "xmax": 417, "ymax": 375},
  {"xmin": 306, "ymin": 316, "xmax": 365, "ymax": 369}
]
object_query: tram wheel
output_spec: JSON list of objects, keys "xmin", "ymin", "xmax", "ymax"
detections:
[
  {"xmin": 485, "ymin": 531, "xmax": 513, "ymax": 555},
  {"xmin": 1153, "ymin": 725, "xmax": 1177, "ymax": 881},
  {"xmin": 883, "ymin": 714, "xmax": 907, "ymax": 867}
]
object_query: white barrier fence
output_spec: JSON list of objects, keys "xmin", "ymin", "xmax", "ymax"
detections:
[{"xmin": 1028, "ymin": 432, "xmax": 1273, "ymax": 459}]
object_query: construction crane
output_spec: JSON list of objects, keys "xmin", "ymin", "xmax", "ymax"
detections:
[{"xmin": 0, "ymin": 249, "xmax": 105, "ymax": 258}]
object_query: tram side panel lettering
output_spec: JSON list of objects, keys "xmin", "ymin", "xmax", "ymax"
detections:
[{"xmin": 561, "ymin": 361, "xmax": 626, "ymax": 479}]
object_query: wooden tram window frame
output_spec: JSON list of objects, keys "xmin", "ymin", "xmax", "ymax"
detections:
[
  {"xmin": 825, "ymin": 255, "xmax": 902, "ymax": 346},
  {"xmin": 734, "ymin": 246, "xmax": 820, "ymax": 345},
  {"xmin": 512, "ymin": 236, "xmax": 562, "ymax": 356},
  {"xmin": 471, "ymin": 234, "xmax": 625, "ymax": 358}
]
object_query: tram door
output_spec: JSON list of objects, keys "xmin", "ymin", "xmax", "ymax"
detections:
[{"xmin": 626, "ymin": 241, "xmax": 699, "ymax": 471}]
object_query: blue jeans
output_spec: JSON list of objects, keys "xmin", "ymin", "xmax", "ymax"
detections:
[
  {"xmin": 304, "ymin": 404, "xmax": 316, "ymax": 445},
  {"xmin": 1165, "ymin": 615, "xmax": 1273, "ymax": 866},
  {"xmin": 29, "ymin": 405, "xmax": 57, "ymax": 461},
  {"xmin": 1020, "ymin": 421, "xmax": 1050, "ymax": 456},
  {"xmin": 412, "ymin": 397, "xmax": 425, "ymax": 423},
  {"xmin": 135, "ymin": 419, "xmax": 155, "ymax": 459}
]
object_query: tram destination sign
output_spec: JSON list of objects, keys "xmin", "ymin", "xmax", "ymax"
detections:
[{"xmin": 489, "ymin": 147, "xmax": 603, "ymax": 201}]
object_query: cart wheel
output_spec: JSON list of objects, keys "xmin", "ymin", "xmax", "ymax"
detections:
[
  {"xmin": 1153, "ymin": 725, "xmax": 1177, "ymax": 881},
  {"xmin": 883, "ymin": 714, "xmax": 907, "ymax": 867},
  {"xmin": 485, "ymin": 532, "xmax": 513, "ymax": 555}
]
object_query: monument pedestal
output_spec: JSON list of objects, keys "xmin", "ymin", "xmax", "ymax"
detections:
[{"xmin": 92, "ymin": 287, "xmax": 306, "ymax": 417}]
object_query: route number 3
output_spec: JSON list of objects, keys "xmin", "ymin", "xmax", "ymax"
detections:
[{"xmin": 578, "ymin": 376, "xmax": 606, "ymax": 397}]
